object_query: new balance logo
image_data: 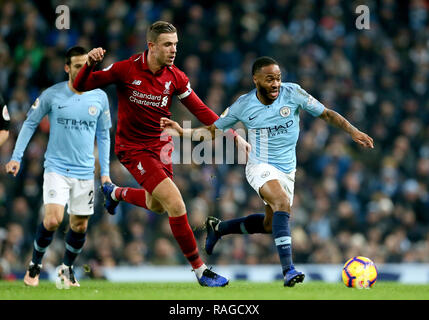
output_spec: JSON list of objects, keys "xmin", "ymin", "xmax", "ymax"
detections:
[{"xmin": 132, "ymin": 80, "xmax": 142, "ymax": 85}]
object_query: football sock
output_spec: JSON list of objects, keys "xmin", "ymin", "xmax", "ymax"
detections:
[
  {"xmin": 217, "ymin": 213, "xmax": 268, "ymax": 235},
  {"xmin": 272, "ymin": 211, "xmax": 293, "ymax": 276},
  {"xmin": 63, "ymin": 229, "xmax": 86, "ymax": 267},
  {"xmin": 113, "ymin": 187, "xmax": 148, "ymax": 210},
  {"xmin": 169, "ymin": 214, "xmax": 204, "ymax": 270},
  {"xmin": 32, "ymin": 222, "xmax": 55, "ymax": 266}
]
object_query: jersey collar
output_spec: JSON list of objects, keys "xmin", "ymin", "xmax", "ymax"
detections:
[{"xmin": 141, "ymin": 50, "xmax": 171, "ymax": 75}]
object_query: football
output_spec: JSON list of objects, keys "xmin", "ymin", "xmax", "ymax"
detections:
[{"xmin": 342, "ymin": 256, "xmax": 378, "ymax": 289}]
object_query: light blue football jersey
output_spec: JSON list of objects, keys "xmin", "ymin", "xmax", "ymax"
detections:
[
  {"xmin": 214, "ymin": 82, "xmax": 325, "ymax": 173},
  {"xmin": 11, "ymin": 81, "xmax": 112, "ymax": 179}
]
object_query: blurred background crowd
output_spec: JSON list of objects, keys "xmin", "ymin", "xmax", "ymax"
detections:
[{"xmin": 0, "ymin": 0, "xmax": 429, "ymax": 280}]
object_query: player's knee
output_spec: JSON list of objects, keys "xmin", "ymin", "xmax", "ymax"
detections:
[
  {"xmin": 149, "ymin": 204, "xmax": 165, "ymax": 214},
  {"xmin": 146, "ymin": 198, "xmax": 165, "ymax": 214},
  {"xmin": 43, "ymin": 217, "xmax": 61, "ymax": 231},
  {"xmin": 270, "ymin": 195, "xmax": 291, "ymax": 213},
  {"xmin": 70, "ymin": 217, "xmax": 89, "ymax": 233},
  {"xmin": 164, "ymin": 198, "xmax": 186, "ymax": 217},
  {"xmin": 71, "ymin": 222, "xmax": 88, "ymax": 233}
]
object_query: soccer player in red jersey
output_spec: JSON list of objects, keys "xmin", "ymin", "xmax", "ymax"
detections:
[{"xmin": 74, "ymin": 21, "xmax": 249, "ymax": 287}]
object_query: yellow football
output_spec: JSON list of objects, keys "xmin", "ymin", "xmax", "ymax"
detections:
[{"xmin": 342, "ymin": 256, "xmax": 378, "ymax": 288}]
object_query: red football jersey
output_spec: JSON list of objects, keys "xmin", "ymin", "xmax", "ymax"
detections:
[{"xmin": 74, "ymin": 50, "xmax": 219, "ymax": 152}]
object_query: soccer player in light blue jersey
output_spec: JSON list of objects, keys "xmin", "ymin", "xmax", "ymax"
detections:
[
  {"xmin": 160, "ymin": 56, "xmax": 374, "ymax": 287},
  {"xmin": 5, "ymin": 46, "xmax": 112, "ymax": 288}
]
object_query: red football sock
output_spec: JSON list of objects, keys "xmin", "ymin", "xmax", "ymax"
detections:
[
  {"xmin": 169, "ymin": 214, "xmax": 204, "ymax": 270},
  {"xmin": 115, "ymin": 187, "xmax": 148, "ymax": 210}
]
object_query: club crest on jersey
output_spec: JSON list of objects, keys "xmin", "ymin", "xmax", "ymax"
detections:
[
  {"xmin": 88, "ymin": 106, "xmax": 97, "ymax": 116},
  {"xmin": 163, "ymin": 81, "xmax": 172, "ymax": 94},
  {"xmin": 280, "ymin": 106, "xmax": 291, "ymax": 117}
]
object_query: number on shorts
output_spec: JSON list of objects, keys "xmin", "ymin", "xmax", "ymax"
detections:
[{"xmin": 88, "ymin": 190, "xmax": 94, "ymax": 205}]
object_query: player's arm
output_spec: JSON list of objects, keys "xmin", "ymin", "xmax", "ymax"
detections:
[
  {"xmin": 180, "ymin": 91, "xmax": 250, "ymax": 151},
  {"xmin": 6, "ymin": 96, "xmax": 49, "ymax": 176},
  {"xmin": 160, "ymin": 117, "xmax": 219, "ymax": 140},
  {"xmin": 73, "ymin": 48, "xmax": 122, "ymax": 92},
  {"xmin": 319, "ymin": 107, "xmax": 374, "ymax": 148},
  {"xmin": 96, "ymin": 127, "xmax": 111, "ymax": 184},
  {"xmin": 96, "ymin": 93, "xmax": 112, "ymax": 185},
  {"xmin": 295, "ymin": 84, "xmax": 374, "ymax": 149},
  {"xmin": 161, "ymin": 99, "xmax": 251, "ymax": 152}
]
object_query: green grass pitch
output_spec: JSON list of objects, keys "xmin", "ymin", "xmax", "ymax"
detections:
[{"xmin": 1, "ymin": 280, "xmax": 429, "ymax": 300}]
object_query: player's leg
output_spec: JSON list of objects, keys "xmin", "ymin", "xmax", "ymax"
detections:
[
  {"xmin": 57, "ymin": 214, "xmax": 89, "ymax": 288},
  {"xmin": 57, "ymin": 178, "xmax": 93, "ymax": 288},
  {"xmin": 259, "ymin": 179, "xmax": 304, "ymax": 287},
  {"xmin": 150, "ymin": 177, "xmax": 228, "ymax": 286},
  {"xmin": 101, "ymin": 150, "xmax": 228, "ymax": 286},
  {"xmin": 24, "ymin": 203, "xmax": 65, "ymax": 286},
  {"xmin": 205, "ymin": 163, "xmax": 275, "ymax": 255},
  {"xmin": 24, "ymin": 172, "xmax": 68, "ymax": 287},
  {"xmin": 204, "ymin": 208, "xmax": 270, "ymax": 255},
  {"xmin": 110, "ymin": 185, "xmax": 165, "ymax": 213},
  {"xmin": 100, "ymin": 150, "xmax": 166, "ymax": 214}
]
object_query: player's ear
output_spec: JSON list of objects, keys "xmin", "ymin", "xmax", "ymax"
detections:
[
  {"xmin": 252, "ymin": 75, "xmax": 258, "ymax": 86},
  {"xmin": 64, "ymin": 64, "xmax": 70, "ymax": 74},
  {"xmin": 147, "ymin": 41, "xmax": 155, "ymax": 51}
]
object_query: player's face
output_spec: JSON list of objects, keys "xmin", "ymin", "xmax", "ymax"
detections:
[
  {"xmin": 253, "ymin": 64, "xmax": 282, "ymax": 102},
  {"xmin": 65, "ymin": 55, "xmax": 88, "ymax": 83},
  {"xmin": 151, "ymin": 32, "xmax": 178, "ymax": 67}
]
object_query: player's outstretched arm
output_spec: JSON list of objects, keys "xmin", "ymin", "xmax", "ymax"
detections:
[
  {"xmin": 87, "ymin": 47, "xmax": 106, "ymax": 67},
  {"xmin": 160, "ymin": 117, "xmax": 218, "ymax": 140},
  {"xmin": 161, "ymin": 117, "xmax": 251, "ymax": 160},
  {"xmin": 73, "ymin": 48, "xmax": 120, "ymax": 92},
  {"xmin": 319, "ymin": 108, "xmax": 374, "ymax": 149}
]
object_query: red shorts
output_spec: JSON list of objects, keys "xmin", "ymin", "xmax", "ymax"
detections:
[{"xmin": 115, "ymin": 138, "xmax": 174, "ymax": 194}]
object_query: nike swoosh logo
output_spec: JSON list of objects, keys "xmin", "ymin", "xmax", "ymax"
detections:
[
  {"xmin": 58, "ymin": 106, "xmax": 68, "ymax": 109},
  {"xmin": 249, "ymin": 116, "xmax": 257, "ymax": 120}
]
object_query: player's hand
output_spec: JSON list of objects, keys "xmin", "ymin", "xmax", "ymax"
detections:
[
  {"xmin": 351, "ymin": 130, "xmax": 374, "ymax": 149},
  {"xmin": 235, "ymin": 134, "xmax": 251, "ymax": 162},
  {"xmin": 101, "ymin": 176, "xmax": 112, "ymax": 185},
  {"xmin": 87, "ymin": 47, "xmax": 106, "ymax": 66},
  {"xmin": 5, "ymin": 160, "xmax": 20, "ymax": 177},
  {"xmin": 160, "ymin": 117, "xmax": 183, "ymax": 136}
]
